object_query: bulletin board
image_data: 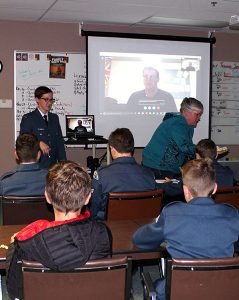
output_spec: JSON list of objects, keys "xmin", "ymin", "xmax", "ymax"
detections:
[
  {"xmin": 14, "ymin": 51, "xmax": 86, "ymax": 137},
  {"xmin": 211, "ymin": 61, "xmax": 239, "ymax": 145}
]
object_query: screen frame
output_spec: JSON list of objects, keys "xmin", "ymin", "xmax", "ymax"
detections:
[
  {"xmin": 84, "ymin": 30, "xmax": 215, "ymax": 147},
  {"xmin": 65, "ymin": 114, "xmax": 95, "ymax": 137}
]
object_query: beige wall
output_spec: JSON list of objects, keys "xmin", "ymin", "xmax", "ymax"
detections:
[{"xmin": 0, "ymin": 21, "xmax": 238, "ymax": 174}]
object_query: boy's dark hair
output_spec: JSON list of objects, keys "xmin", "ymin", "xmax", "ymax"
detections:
[
  {"xmin": 34, "ymin": 86, "xmax": 53, "ymax": 98},
  {"xmin": 108, "ymin": 128, "xmax": 134, "ymax": 154},
  {"xmin": 45, "ymin": 161, "xmax": 91, "ymax": 214},
  {"xmin": 15, "ymin": 133, "xmax": 40, "ymax": 163},
  {"xmin": 196, "ymin": 139, "xmax": 217, "ymax": 160},
  {"xmin": 181, "ymin": 158, "xmax": 216, "ymax": 198}
]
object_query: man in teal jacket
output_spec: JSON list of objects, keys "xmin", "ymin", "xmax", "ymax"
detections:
[{"xmin": 142, "ymin": 97, "xmax": 203, "ymax": 179}]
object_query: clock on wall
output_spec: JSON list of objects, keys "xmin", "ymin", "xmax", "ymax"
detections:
[{"xmin": 0, "ymin": 60, "xmax": 3, "ymax": 73}]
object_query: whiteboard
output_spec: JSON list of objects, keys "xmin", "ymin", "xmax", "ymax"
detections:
[
  {"xmin": 14, "ymin": 51, "xmax": 86, "ymax": 137},
  {"xmin": 211, "ymin": 61, "xmax": 239, "ymax": 145}
]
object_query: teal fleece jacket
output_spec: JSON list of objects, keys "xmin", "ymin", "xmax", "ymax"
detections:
[{"xmin": 143, "ymin": 113, "xmax": 195, "ymax": 174}]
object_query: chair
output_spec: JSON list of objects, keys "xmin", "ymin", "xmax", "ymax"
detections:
[
  {"xmin": 0, "ymin": 195, "xmax": 54, "ymax": 225},
  {"xmin": 142, "ymin": 256, "xmax": 239, "ymax": 300},
  {"xmin": 22, "ymin": 256, "xmax": 132, "ymax": 300},
  {"xmin": 213, "ymin": 186, "xmax": 239, "ymax": 210},
  {"xmin": 106, "ymin": 189, "xmax": 163, "ymax": 221}
]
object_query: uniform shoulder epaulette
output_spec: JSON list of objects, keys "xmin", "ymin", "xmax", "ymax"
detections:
[
  {"xmin": 97, "ymin": 164, "xmax": 110, "ymax": 173},
  {"xmin": 221, "ymin": 202, "xmax": 239, "ymax": 211},
  {"xmin": 0, "ymin": 170, "xmax": 16, "ymax": 181},
  {"xmin": 22, "ymin": 112, "xmax": 32, "ymax": 119},
  {"xmin": 164, "ymin": 201, "xmax": 183, "ymax": 208}
]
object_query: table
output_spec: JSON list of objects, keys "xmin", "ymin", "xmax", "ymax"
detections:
[
  {"xmin": 107, "ymin": 218, "xmax": 161, "ymax": 260},
  {"xmin": 0, "ymin": 219, "xmax": 161, "ymax": 269},
  {"xmin": 65, "ymin": 137, "xmax": 111, "ymax": 165}
]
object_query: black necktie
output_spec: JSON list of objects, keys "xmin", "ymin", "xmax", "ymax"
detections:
[{"xmin": 43, "ymin": 115, "xmax": 48, "ymax": 126}]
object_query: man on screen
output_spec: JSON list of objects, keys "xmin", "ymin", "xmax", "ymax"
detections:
[
  {"xmin": 127, "ymin": 66, "xmax": 177, "ymax": 112},
  {"xmin": 74, "ymin": 119, "xmax": 87, "ymax": 134}
]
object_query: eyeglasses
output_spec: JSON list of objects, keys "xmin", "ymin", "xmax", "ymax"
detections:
[
  {"xmin": 192, "ymin": 111, "xmax": 203, "ymax": 118},
  {"xmin": 40, "ymin": 97, "xmax": 55, "ymax": 103}
]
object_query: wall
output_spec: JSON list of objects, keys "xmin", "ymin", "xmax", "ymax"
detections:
[
  {"xmin": 0, "ymin": 21, "xmax": 239, "ymax": 174},
  {"xmin": 0, "ymin": 21, "xmax": 84, "ymax": 173}
]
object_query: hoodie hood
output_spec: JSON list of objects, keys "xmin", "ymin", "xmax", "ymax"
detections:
[
  {"xmin": 163, "ymin": 112, "xmax": 181, "ymax": 122},
  {"xmin": 17, "ymin": 218, "xmax": 111, "ymax": 271}
]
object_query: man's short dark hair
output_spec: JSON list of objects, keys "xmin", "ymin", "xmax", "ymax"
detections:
[
  {"xmin": 16, "ymin": 133, "xmax": 40, "ymax": 163},
  {"xmin": 108, "ymin": 128, "xmax": 134, "ymax": 154},
  {"xmin": 34, "ymin": 86, "xmax": 53, "ymax": 98},
  {"xmin": 45, "ymin": 161, "xmax": 91, "ymax": 214},
  {"xmin": 196, "ymin": 139, "xmax": 217, "ymax": 160}
]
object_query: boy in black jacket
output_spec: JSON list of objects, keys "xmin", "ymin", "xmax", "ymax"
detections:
[{"xmin": 7, "ymin": 161, "xmax": 112, "ymax": 299}]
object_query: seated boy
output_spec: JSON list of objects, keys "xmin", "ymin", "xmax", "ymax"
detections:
[
  {"xmin": 7, "ymin": 161, "xmax": 112, "ymax": 300},
  {"xmin": 132, "ymin": 158, "xmax": 239, "ymax": 300},
  {"xmin": 90, "ymin": 128, "xmax": 155, "ymax": 220},
  {"xmin": 196, "ymin": 138, "xmax": 235, "ymax": 187},
  {"xmin": 0, "ymin": 133, "xmax": 47, "ymax": 196}
]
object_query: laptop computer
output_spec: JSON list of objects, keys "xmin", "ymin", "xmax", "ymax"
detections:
[{"xmin": 65, "ymin": 115, "xmax": 102, "ymax": 139}]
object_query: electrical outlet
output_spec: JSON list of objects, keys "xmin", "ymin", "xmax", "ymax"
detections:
[{"xmin": 0, "ymin": 99, "xmax": 12, "ymax": 108}]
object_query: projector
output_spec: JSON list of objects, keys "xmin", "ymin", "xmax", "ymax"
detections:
[{"xmin": 229, "ymin": 15, "xmax": 239, "ymax": 30}]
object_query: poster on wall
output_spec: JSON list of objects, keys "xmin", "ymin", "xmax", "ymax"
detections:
[
  {"xmin": 14, "ymin": 51, "xmax": 86, "ymax": 138},
  {"xmin": 49, "ymin": 55, "xmax": 67, "ymax": 79}
]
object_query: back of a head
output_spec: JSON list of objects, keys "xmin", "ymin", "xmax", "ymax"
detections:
[
  {"xmin": 34, "ymin": 86, "xmax": 53, "ymax": 98},
  {"xmin": 180, "ymin": 97, "xmax": 203, "ymax": 113},
  {"xmin": 45, "ymin": 161, "xmax": 91, "ymax": 214},
  {"xmin": 181, "ymin": 158, "xmax": 216, "ymax": 198},
  {"xmin": 196, "ymin": 139, "xmax": 217, "ymax": 160},
  {"xmin": 16, "ymin": 133, "xmax": 40, "ymax": 163},
  {"xmin": 108, "ymin": 128, "xmax": 134, "ymax": 154}
]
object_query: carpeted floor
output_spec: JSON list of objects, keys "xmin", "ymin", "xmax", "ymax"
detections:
[{"xmin": 132, "ymin": 263, "xmax": 161, "ymax": 300}]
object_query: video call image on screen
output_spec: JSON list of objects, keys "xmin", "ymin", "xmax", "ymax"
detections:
[
  {"xmin": 87, "ymin": 36, "xmax": 210, "ymax": 147},
  {"xmin": 66, "ymin": 115, "xmax": 95, "ymax": 137},
  {"xmin": 100, "ymin": 53, "xmax": 201, "ymax": 115}
]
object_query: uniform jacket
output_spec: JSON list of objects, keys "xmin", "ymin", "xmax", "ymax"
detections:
[
  {"xmin": 143, "ymin": 112, "xmax": 195, "ymax": 174},
  {"xmin": 90, "ymin": 157, "xmax": 155, "ymax": 219},
  {"xmin": 133, "ymin": 197, "xmax": 239, "ymax": 258},
  {"xmin": 0, "ymin": 163, "xmax": 47, "ymax": 196},
  {"xmin": 20, "ymin": 109, "xmax": 66, "ymax": 169},
  {"xmin": 214, "ymin": 160, "xmax": 235, "ymax": 188},
  {"xmin": 6, "ymin": 212, "xmax": 112, "ymax": 299}
]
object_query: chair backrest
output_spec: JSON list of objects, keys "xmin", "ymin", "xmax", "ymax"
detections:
[
  {"xmin": 106, "ymin": 189, "xmax": 163, "ymax": 221},
  {"xmin": 166, "ymin": 256, "xmax": 239, "ymax": 300},
  {"xmin": 22, "ymin": 256, "xmax": 132, "ymax": 300},
  {"xmin": 213, "ymin": 186, "xmax": 239, "ymax": 210},
  {"xmin": 0, "ymin": 195, "xmax": 54, "ymax": 225}
]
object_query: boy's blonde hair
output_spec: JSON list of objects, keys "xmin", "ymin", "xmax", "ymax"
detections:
[{"xmin": 181, "ymin": 158, "xmax": 215, "ymax": 198}]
